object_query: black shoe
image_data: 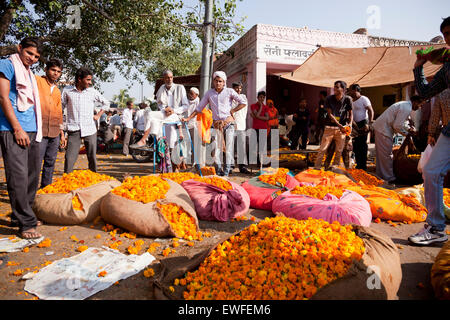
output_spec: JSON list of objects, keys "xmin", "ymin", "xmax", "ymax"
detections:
[
  {"xmin": 239, "ymin": 167, "xmax": 251, "ymax": 174},
  {"xmin": 217, "ymin": 169, "xmax": 225, "ymax": 176}
]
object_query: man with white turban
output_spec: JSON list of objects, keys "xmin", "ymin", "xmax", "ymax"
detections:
[{"xmin": 182, "ymin": 71, "xmax": 247, "ymax": 176}]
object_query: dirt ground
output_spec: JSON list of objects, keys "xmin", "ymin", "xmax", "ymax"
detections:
[{"xmin": 0, "ymin": 149, "xmax": 447, "ymax": 300}]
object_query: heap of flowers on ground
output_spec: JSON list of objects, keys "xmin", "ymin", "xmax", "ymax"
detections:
[
  {"xmin": 258, "ymin": 168, "xmax": 290, "ymax": 187},
  {"xmin": 179, "ymin": 216, "xmax": 365, "ymax": 300},
  {"xmin": 291, "ymin": 185, "xmax": 344, "ymax": 199}
]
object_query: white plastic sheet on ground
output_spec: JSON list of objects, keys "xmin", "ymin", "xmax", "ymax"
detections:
[
  {"xmin": 0, "ymin": 236, "xmax": 45, "ymax": 253},
  {"xmin": 23, "ymin": 246, "xmax": 155, "ymax": 300}
]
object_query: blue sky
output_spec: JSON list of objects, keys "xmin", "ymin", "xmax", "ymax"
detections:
[{"xmin": 99, "ymin": 0, "xmax": 450, "ymax": 101}]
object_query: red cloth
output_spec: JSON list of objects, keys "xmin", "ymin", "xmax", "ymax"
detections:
[{"xmin": 251, "ymin": 103, "xmax": 269, "ymax": 130}]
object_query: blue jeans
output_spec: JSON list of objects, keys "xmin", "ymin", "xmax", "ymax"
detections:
[
  {"xmin": 39, "ymin": 135, "xmax": 61, "ymax": 188},
  {"xmin": 423, "ymin": 133, "xmax": 450, "ymax": 231}
]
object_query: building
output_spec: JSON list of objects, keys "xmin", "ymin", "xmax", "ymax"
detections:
[{"xmin": 212, "ymin": 24, "xmax": 439, "ymax": 126}]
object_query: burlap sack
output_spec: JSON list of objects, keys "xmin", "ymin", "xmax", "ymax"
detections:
[
  {"xmin": 33, "ymin": 180, "xmax": 121, "ymax": 225},
  {"xmin": 100, "ymin": 179, "xmax": 198, "ymax": 237},
  {"xmin": 430, "ymin": 241, "xmax": 450, "ymax": 300},
  {"xmin": 152, "ymin": 225, "xmax": 401, "ymax": 300}
]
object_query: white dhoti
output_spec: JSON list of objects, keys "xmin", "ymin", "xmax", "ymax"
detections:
[{"xmin": 144, "ymin": 110, "xmax": 182, "ymax": 149}]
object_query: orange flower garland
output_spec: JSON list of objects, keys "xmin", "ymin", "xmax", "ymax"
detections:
[
  {"xmin": 346, "ymin": 169, "xmax": 384, "ymax": 186},
  {"xmin": 258, "ymin": 168, "xmax": 290, "ymax": 187},
  {"xmin": 192, "ymin": 177, "xmax": 232, "ymax": 191},
  {"xmin": 180, "ymin": 217, "xmax": 365, "ymax": 300},
  {"xmin": 291, "ymin": 185, "xmax": 344, "ymax": 199},
  {"xmin": 156, "ymin": 202, "xmax": 201, "ymax": 241},
  {"xmin": 37, "ymin": 170, "xmax": 114, "ymax": 194},
  {"xmin": 111, "ymin": 176, "xmax": 170, "ymax": 203}
]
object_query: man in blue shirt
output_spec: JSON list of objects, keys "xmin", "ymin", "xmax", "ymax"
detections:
[
  {"xmin": 0, "ymin": 37, "xmax": 43, "ymax": 239},
  {"xmin": 409, "ymin": 16, "xmax": 450, "ymax": 245}
]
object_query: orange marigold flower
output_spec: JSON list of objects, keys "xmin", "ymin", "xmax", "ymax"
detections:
[
  {"xmin": 111, "ymin": 176, "xmax": 170, "ymax": 203},
  {"xmin": 291, "ymin": 185, "xmax": 343, "ymax": 199},
  {"xmin": 143, "ymin": 268, "xmax": 155, "ymax": 278},
  {"xmin": 23, "ymin": 247, "xmax": 29, "ymax": 253},
  {"xmin": 346, "ymin": 169, "xmax": 384, "ymax": 186},
  {"xmin": 181, "ymin": 217, "xmax": 365, "ymax": 300},
  {"xmin": 258, "ymin": 168, "xmax": 290, "ymax": 187},
  {"xmin": 77, "ymin": 245, "xmax": 88, "ymax": 252},
  {"xmin": 200, "ymin": 167, "xmax": 216, "ymax": 176},
  {"xmin": 98, "ymin": 271, "xmax": 107, "ymax": 277},
  {"xmin": 160, "ymin": 172, "xmax": 201, "ymax": 184},
  {"xmin": 157, "ymin": 202, "xmax": 201, "ymax": 241},
  {"xmin": 37, "ymin": 238, "xmax": 51, "ymax": 248},
  {"xmin": 37, "ymin": 170, "xmax": 115, "ymax": 194},
  {"xmin": 192, "ymin": 176, "xmax": 232, "ymax": 191}
]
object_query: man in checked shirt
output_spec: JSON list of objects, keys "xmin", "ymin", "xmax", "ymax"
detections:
[
  {"xmin": 62, "ymin": 67, "xmax": 110, "ymax": 173},
  {"xmin": 408, "ymin": 16, "xmax": 450, "ymax": 245}
]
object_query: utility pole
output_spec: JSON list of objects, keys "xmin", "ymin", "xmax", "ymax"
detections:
[{"xmin": 199, "ymin": 0, "xmax": 214, "ymax": 98}]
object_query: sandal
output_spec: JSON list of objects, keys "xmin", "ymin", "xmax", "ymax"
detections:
[
  {"xmin": 10, "ymin": 220, "xmax": 42, "ymax": 228},
  {"xmin": 19, "ymin": 229, "xmax": 43, "ymax": 240},
  {"xmin": 0, "ymin": 255, "xmax": 9, "ymax": 270}
]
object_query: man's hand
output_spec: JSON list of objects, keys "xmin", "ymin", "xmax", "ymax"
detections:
[
  {"xmin": 181, "ymin": 117, "xmax": 189, "ymax": 123},
  {"xmin": 164, "ymin": 107, "xmax": 174, "ymax": 116},
  {"xmin": 14, "ymin": 128, "xmax": 30, "ymax": 147},
  {"xmin": 93, "ymin": 114, "xmax": 101, "ymax": 122},
  {"xmin": 60, "ymin": 132, "xmax": 67, "ymax": 149},
  {"xmin": 414, "ymin": 57, "xmax": 427, "ymax": 68},
  {"xmin": 427, "ymin": 135, "xmax": 436, "ymax": 146}
]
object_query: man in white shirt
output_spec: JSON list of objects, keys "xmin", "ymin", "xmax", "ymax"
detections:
[
  {"xmin": 131, "ymin": 70, "xmax": 189, "ymax": 151},
  {"xmin": 62, "ymin": 67, "xmax": 109, "ymax": 173},
  {"xmin": 372, "ymin": 95, "xmax": 425, "ymax": 183},
  {"xmin": 232, "ymin": 82, "xmax": 250, "ymax": 174},
  {"xmin": 122, "ymin": 100, "xmax": 134, "ymax": 156},
  {"xmin": 182, "ymin": 87, "xmax": 200, "ymax": 167},
  {"xmin": 348, "ymin": 84, "xmax": 374, "ymax": 170},
  {"xmin": 109, "ymin": 110, "xmax": 122, "ymax": 140},
  {"xmin": 134, "ymin": 102, "xmax": 147, "ymax": 131},
  {"xmin": 182, "ymin": 71, "xmax": 247, "ymax": 176}
]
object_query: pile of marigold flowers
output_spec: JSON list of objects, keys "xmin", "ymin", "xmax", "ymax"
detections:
[
  {"xmin": 160, "ymin": 172, "xmax": 200, "ymax": 184},
  {"xmin": 291, "ymin": 185, "xmax": 344, "ymax": 199},
  {"xmin": 279, "ymin": 154, "xmax": 306, "ymax": 162},
  {"xmin": 444, "ymin": 188, "xmax": 450, "ymax": 207},
  {"xmin": 111, "ymin": 176, "xmax": 170, "ymax": 203},
  {"xmin": 192, "ymin": 176, "xmax": 232, "ymax": 191},
  {"xmin": 258, "ymin": 168, "xmax": 290, "ymax": 187},
  {"xmin": 346, "ymin": 169, "xmax": 384, "ymax": 186},
  {"xmin": 200, "ymin": 167, "xmax": 216, "ymax": 176},
  {"xmin": 37, "ymin": 170, "xmax": 114, "ymax": 194},
  {"xmin": 157, "ymin": 202, "xmax": 202, "ymax": 241},
  {"xmin": 179, "ymin": 217, "xmax": 365, "ymax": 300}
]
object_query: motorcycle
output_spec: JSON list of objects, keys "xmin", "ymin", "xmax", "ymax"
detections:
[{"xmin": 129, "ymin": 130, "xmax": 156, "ymax": 163}]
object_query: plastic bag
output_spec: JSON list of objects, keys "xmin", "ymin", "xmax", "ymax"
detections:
[{"xmin": 418, "ymin": 144, "xmax": 433, "ymax": 173}]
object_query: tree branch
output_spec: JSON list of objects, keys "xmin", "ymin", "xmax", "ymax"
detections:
[
  {"xmin": 0, "ymin": 0, "xmax": 22, "ymax": 41},
  {"xmin": 80, "ymin": 0, "xmax": 116, "ymax": 23}
]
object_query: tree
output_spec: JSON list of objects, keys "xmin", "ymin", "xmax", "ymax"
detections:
[
  {"xmin": 0, "ymin": 0, "xmax": 245, "ymax": 84},
  {"xmin": 112, "ymin": 88, "xmax": 134, "ymax": 109}
]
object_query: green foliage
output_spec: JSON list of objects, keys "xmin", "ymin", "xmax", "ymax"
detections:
[
  {"xmin": 112, "ymin": 88, "xmax": 134, "ymax": 109},
  {"xmin": 0, "ymin": 0, "xmax": 245, "ymax": 84}
]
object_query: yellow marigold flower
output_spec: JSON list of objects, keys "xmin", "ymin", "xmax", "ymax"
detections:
[
  {"xmin": 77, "ymin": 245, "xmax": 88, "ymax": 252},
  {"xmin": 72, "ymin": 195, "xmax": 83, "ymax": 211},
  {"xmin": 192, "ymin": 176, "xmax": 232, "ymax": 191},
  {"xmin": 70, "ymin": 235, "xmax": 79, "ymax": 242},
  {"xmin": 160, "ymin": 172, "xmax": 201, "ymax": 184},
  {"xmin": 143, "ymin": 268, "xmax": 155, "ymax": 278},
  {"xmin": 37, "ymin": 170, "xmax": 114, "ymax": 194},
  {"xmin": 95, "ymin": 234, "xmax": 101, "ymax": 239},
  {"xmin": 291, "ymin": 185, "xmax": 344, "ymax": 199},
  {"xmin": 258, "ymin": 168, "xmax": 290, "ymax": 187},
  {"xmin": 157, "ymin": 202, "xmax": 201, "ymax": 241}
]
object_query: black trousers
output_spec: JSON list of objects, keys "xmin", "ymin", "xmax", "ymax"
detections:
[
  {"xmin": 289, "ymin": 126, "xmax": 308, "ymax": 150},
  {"xmin": 0, "ymin": 131, "xmax": 40, "ymax": 231},
  {"xmin": 39, "ymin": 135, "xmax": 61, "ymax": 188},
  {"xmin": 64, "ymin": 131, "xmax": 97, "ymax": 173},
  {"xmin": 353, "ymin": 120, "xmax": 369, "ymax": 170}
]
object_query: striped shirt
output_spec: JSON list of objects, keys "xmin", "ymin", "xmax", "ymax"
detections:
[
  {"xmin": 414, "ymin": 63, "xmax": 450, "ymax": 99},
  {"xmin": 62, "ymin": 87, "xmax": 109, "ymax": 137},
  {"xmin": 196, "ymin": 87, "xmax": 247, "ymax": 121},
  {"xmin": 428, "ymin": 89, "xmax": 450, "ymax": 136}
]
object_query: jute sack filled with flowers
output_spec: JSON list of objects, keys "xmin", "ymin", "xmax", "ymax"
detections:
[
  {"xmin": 241, "ymin": 168, "xmax": 300, "ymax": 211},
  {"xmin": 33, "ymin": 170, "xmax": 120, "ymax": 225},
  {"xmin": 152, "ymin": 216, "xmax": 401, "ymax": 300},
  {"xmin": 272, "ymin": 185, "xmax": 372, "ymax": 227},
  {"xmin": 100, "ymin": 176, "xmax": 200, "ymax": 238},
  {"xmin": 430, "ymin": 241, "xmax": 450, "ymax": 300},
  {"xmin": 181, "ymin": 176, "xmax": 250, "ymax": 222}
]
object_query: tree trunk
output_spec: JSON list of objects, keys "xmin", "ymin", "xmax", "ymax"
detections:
[{"xmin": 0, "ymin": 0, "xmax": 22, "ymax": 42}]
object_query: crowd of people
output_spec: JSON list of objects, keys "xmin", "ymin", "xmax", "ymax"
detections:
[{"xmin": 0, "ymin": 15, "xmax": 448, "ymax": 246}]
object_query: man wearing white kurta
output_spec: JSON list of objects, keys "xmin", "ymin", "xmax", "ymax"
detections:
[
  {"xmin": 122, "ymin": 101, "xmax": 134, "ymax": 156},
  {"xmin": 232, "ymin": 82, "xmax": 250, "ymax": 174},
  {"xmin": 372, "ymin": 96, "xmax": 424, "ymax": 183},
  {"xmin": 130, "ymin": 70, "xmax": 189, "ymax": 150}
]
